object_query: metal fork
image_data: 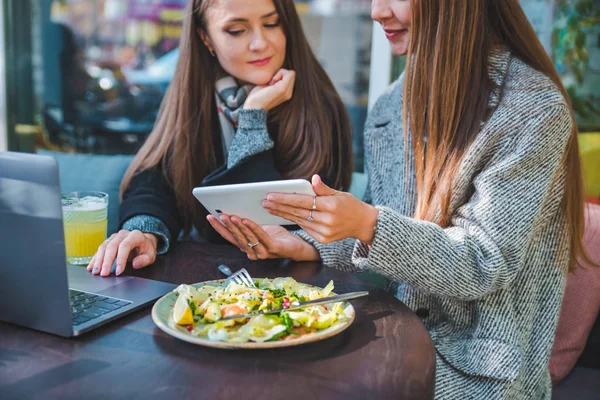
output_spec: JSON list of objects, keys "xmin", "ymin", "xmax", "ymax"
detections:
[{"xmin": 218, "ymin": 264, "xmax": 257, "ymax": 288}]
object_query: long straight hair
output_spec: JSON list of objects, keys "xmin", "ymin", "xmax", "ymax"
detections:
[
  {"xmin": 404, "ymin": 0, "xmax": 590, "ymax": 272},
  {"xmin": 121, "ymin": 0, "xmax": 352, "ymax": 237}
]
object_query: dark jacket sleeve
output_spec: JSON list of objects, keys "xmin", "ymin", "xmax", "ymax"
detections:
[
  {"xmin": 119, "ymin": 168, "xmax": 182, "ymax": 241},
  {"xmin": 202, "ymin": 149, "xmax": 283, "ymax": 186},
  {"xmin": 202, "ymin": 150, "xmax": 301, "ymax": 232}
]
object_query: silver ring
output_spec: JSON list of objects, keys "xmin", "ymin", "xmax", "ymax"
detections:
[
  {"xmin": 312, "ymin": 196, "xmax": 317, "ymax": 210},
  {"xmin": 307, "ymin": 210, "xmax": 314, "ymax": 222},
  {"xmin": 247, "ymin": 241, "xmax": 259, "ymax": 248}
]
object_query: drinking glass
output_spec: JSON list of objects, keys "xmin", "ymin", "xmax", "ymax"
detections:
[{"xmin": 62, "ymin": 191, "xmax": 108, "ymax": 265}]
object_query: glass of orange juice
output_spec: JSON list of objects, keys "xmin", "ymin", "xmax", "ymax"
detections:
[{"xmin": 61, "ymin": 191, "xmax": 108, "ymax": 265}]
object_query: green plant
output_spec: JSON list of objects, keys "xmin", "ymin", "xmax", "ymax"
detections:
[{"xmin": 552, "ymin": 0, "xmax": 600, "ymax": 128}]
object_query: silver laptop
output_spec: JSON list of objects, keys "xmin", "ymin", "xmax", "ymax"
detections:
[{"xmin": 0, "ymin": 151, "xmax": 177, "ymax": 337}]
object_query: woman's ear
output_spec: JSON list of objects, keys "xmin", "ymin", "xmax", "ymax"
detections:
[{"xmin": 197, "ymin": 28, "xmax": 215, "ymax": 57}]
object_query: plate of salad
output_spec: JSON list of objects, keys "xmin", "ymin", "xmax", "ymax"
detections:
[{"xmin": 151, "ymin": 277, "xmax": 356, "ymax": 349}]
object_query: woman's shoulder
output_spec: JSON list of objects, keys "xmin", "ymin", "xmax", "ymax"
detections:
[
  {"xmin": 502, "ymin": 56, "xmax": 570, "ymax": 112},
  {"xmin": 484, "ymin": 56, "xmax": 573, "ymax": 153}
]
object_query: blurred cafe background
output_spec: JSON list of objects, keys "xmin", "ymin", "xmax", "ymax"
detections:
[{"xmin": 0, "ymin": 0, "xmax": 598, "ymax": 198}]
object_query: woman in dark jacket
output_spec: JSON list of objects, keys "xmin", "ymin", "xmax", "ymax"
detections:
[{"xmin": 88, "ymin": 0, "xmax": 352, "ymax": 277}]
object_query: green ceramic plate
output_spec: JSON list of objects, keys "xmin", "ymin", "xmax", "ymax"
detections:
[{"xmin": 151, "ymin": 279, "xmax": 356, "ymax": 349}]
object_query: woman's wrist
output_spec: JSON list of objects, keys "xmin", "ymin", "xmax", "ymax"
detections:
[
  {"xmin": 357, "ymin": 204, "xmax": 379, "ymax": 245},
  {"xmin": 293, "ymin": 237, "xmax": 321, "ymax": 262},
  {"xmin": 243, "ymin": 101, "xmax": 265, "ymax": 111}
]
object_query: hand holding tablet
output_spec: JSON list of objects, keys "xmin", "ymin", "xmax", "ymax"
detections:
[{"xmin": 192, "ymin": 179, "xmax": 316, "ymax": 226}]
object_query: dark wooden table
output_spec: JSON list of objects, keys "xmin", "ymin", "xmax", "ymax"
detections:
[{"xmin": 0, "ymin": 243, "xmax": 436, "ymax": 400}]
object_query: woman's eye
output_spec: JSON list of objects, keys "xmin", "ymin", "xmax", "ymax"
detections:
[
  {"xmin": 264, "ymin": 20, "xmax": 281, "ymax": 28},
  {"xmin": 227, "ymin": 30, "xmax": 245, "ymax": 36}
]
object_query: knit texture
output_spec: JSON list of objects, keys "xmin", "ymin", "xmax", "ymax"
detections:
[
  {"xmin": 299, "ymin": 48, "xmax": 573, "ymax": 399},
  {"xmin": 121, "ymin": 215, "xmax": 170, "ymax": 255},
  {"xmin": 228, "ymin": 108, "xmax": 273, "ymax": 168}
]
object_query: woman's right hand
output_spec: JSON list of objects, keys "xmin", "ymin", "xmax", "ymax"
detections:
[
  {"xmin": 87, "ymin": 230, "xmax": 159, "ymax": 277},
  {"xmin": 244, "ymin": 69, "xmax": 296, "ymax": 111},
  {"xmin": 207, "ymin": 214, "xmax": 320, "ymax": 262}
]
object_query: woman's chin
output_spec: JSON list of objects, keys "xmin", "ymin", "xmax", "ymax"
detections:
[
  {"xmin": 242, "ymin": 71, "xmax": 278, "ymax": 86},
  {"xmin": 390, "ymin": 40, "xmax": 410, "ymax": 57}
]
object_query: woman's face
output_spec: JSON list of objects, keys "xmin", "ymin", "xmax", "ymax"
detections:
[
  {"xmin": 371, "ymin": 0, "xmax": 411, "ymax": 56},
  {"xmin": 200, "ymin": 0, "xmax": 286, "ymax": 85}
]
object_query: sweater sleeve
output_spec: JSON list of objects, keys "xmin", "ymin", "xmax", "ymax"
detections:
[
  {"xmin": 227, "ymin": 109, "xmax": 274, "ymax": 168},
  {"xmin": 352, "ymin": 104, "xmax": 573, "ymax": 300},
  {"xmin": 202, "ymin": 108, "xmax": 283, "ymax": 186},
  {"xmin": 121, "ymin": 214, "xmax": 171, "ymax": 255},
  {"xmin": 119, "ymin": 167, "xmax": 182, "ymax": 243}
]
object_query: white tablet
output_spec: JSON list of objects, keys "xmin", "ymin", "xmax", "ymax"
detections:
[{"xmin": 192, "ymin": 179, "xmax": 316, "ymax": 226}]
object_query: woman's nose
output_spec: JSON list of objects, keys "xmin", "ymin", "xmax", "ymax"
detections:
[
  {"xmin": 371, "ymin": 0, "xmax": 393, "ymax": 23},
  {"xmin": 249, "ymin": 30, "xmax": 268, "ymax": 52}
]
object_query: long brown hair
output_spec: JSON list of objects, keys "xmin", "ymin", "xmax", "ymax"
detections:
[
  {"xmin": 404, "ymin": 0, "xmax": 590, "ymax": 272},
  {"xmin": 121, "ymin": 0, "xmax": 352, "ymax": 237}
]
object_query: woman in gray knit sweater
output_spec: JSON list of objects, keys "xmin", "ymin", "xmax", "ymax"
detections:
[{"xmin": 211, "ymin": 1, "xmax": 594, "ymax": 398}]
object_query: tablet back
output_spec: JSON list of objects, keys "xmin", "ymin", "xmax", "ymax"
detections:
[{"xmin": 192, "ymin": 179, "xmax": 315, "ymax": 225}]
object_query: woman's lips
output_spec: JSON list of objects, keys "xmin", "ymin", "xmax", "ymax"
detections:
[
  {"xmin": 249, "ymin": 57, "xmax": 272, "ymax": 67},
  {"xmin": 384, "ymin": 29, "xmax": 407, "ymax": 40}
]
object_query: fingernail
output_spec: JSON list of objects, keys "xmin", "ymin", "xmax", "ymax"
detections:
[{"xmin": 93, "ymin": 266, "xmax": 99, "ymax": 273}]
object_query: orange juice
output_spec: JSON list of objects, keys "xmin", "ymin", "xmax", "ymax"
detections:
[{"xmin": 62, "ymin": 192, "xmax": 108, "ymax": 265}]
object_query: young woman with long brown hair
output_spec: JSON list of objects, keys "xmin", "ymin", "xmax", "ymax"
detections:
[
  {"xmin": 87, "ymin": 0, "xmax": 352, "ymax": 277},
  {"xmin": 211, "ymin": 0, "xmax": 595, "ymax": 397}
]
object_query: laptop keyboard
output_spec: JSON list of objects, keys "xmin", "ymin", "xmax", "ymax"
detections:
[{"xmin": 69, "ymin": 289, "xmax": 132, "ymax": 326}]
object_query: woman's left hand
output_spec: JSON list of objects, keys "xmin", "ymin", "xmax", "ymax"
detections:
[
  {"xmin": 263, "ymin": 175, "xmax": 379, "ymax": 245},
  {"xmin": 207, "ymin": 215, "xmax": 320, "ymax": 261}
]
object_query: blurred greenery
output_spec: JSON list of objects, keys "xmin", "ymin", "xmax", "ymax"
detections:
[
  {"xmin": 552, "ymin": 0, "xmax": 600, "ymax": 130},
  {"xmin": 391, "ymin": 55, "xmax": 406, "ymax": 81}
]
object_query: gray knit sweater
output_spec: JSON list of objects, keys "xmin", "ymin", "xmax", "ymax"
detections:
[
  {"xmin": 122, "ymin": 108, "xmax": 273, "ymax": 253},
  {"xmin": 299, "ymin": 48, "xmax": 573, "ymax": 399}
]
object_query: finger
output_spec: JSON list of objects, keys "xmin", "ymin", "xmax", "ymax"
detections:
[
  {"xmin": 312, "ymin": 174, "xmax": 338, "ymax": 196},
  {"xmin": 100, "ymin": 230, "xmax": 128, "ymax": 276},
  {"xmin": 263, "ymin": 200, "xmax": 328, "ymax": 224},
  {"xmin": 242, "ymin": 219, "xmax": 276, "ymax": 249},
  {"xmin": 266, "ymin": 209, "xmax": 323, "ymax": 233},
  {"xmin": 207, "ymin": 215, "xmax": 239, "ymax": 246},
  {"xmin": 269, "ymin": 69, "xmax": 285, "ymax": 85},
  {"xmin": 284, "ymin": 70, "xmax": 296, "ymax": 94},
  {"xmin": 132, "ymin": 253, "xmax": 155, "ymax": 269},
  {"xmin": 115, "ymin": 230, "xmax": 146, "ymax": 276},
  {"xmin": 221, "ymin": 215, "xmax": 257, "ymax": 259},
  {"xmin": 265, "ymin": 192, "xmax": 315, "ymax": 209},
  {"xmin": 87, "ymin": 254, "xmax": 95, "ymax": 271},
  {"xmin": 93, "ymin": 233, "xmax": 117, "ymax": 274},
  {"xmin": 265, "ymin": 210, "xmax": 330, "ymax": 244},
  {"xmin": 234, "ymin": 219, "xmax": 268, "ymax": 259},
  {"xmin": 229, "ymin": 216, "xmax": 258, "ymax": 260},
  {"xmin": 301, "ymin": 226, "xmax": 328, "ymax": 244}
]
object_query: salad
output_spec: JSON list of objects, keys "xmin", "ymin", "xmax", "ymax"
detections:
[{"xmin": 171, "ymin": 277, "xmax": 349, "ymax": 343}]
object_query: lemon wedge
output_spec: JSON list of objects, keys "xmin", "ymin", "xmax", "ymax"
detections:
[{"xmin": 173, "ymin": 295, "xmax": 194, "ymax": 326}]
